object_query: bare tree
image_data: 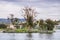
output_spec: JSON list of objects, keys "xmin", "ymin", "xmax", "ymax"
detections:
[
  {"xmin": 22, "ymin": 7, "xmax": 37, "ymax": 32},
  {"xmin": 8, "ymin": 14, "xmax": 19, "ymax": 29},
  {"xmin": 8, "ymin": 14, "xmax": 14, "ymax": 25}
]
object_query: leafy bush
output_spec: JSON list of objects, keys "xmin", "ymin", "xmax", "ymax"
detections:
[
  {"xmin": 0, "ymin": 24, "xmax": 7, "ymax": 29},
  {"xmin": 45, "ymin": 19, "xmax": 55, "ymax": 30},
  {"xmin": 15, "ymin": 25, "xmax": 20, "ymax": 29}
]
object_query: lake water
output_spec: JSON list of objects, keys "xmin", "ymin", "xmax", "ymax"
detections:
[{"xmin": 0, "ymin": 30, "xmax": 60, "ymax": 40}]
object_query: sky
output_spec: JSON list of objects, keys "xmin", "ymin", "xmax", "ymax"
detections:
[{"xmin": 0, "ymin": 0, "xmax": 59, "ymax": 20}]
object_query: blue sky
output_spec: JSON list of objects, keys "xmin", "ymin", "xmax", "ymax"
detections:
[{"xmin": 0, "ymin": 0, "xmax": 59, "ymax": 20}]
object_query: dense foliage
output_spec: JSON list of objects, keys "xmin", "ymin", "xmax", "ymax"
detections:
[{"xmin": 0, "ymin": 24, "xmax": 7, "ymax": 29}]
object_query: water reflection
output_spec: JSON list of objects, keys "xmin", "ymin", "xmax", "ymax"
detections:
[
  {"xmin": 39, "ymin": 33, "xmax": 54, "ymax": 40},
  {"xmin": 8, "ymin": 33, "xmax": 16, "ymax": 40},
  {"xmin": 45, "ymin": 34, "xmax": 53, "ymax": 40},
  {"xmin": 26, "ymin": 33, "xmax": 33, "ymax": 40},
  {"xmin": 0, "ymin": 30, "xmax": 60, "ymax": 40}
]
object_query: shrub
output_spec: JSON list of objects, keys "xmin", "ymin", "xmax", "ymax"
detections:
[
  {"xmin": 15, "ymin": 25, "xmax": 20, "ymax": 29},
  {"xmin": 0, "ymin": 24, "xmax": 7, "ymax": 29},
  {"xmin": 15, "ymin": 29, "xmax": 28, "ymax": 33}
]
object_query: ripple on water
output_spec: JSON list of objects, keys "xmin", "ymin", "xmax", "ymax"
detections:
[{"xmin": 0, "ymin": 30, "xmax": 60, "ymax": 40}]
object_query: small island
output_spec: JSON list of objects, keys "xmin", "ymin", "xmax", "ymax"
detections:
[{"xmin": 0, "ymin": 7, "xmax": 59, "ymax": 33}]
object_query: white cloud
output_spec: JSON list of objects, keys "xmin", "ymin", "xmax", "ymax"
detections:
[
  {"xmin": 0, "ymin": 1, "xmax": 59, "ymax": 20},
  {"xmin": 0, "ymin": 2, "xmax": 24, "ymax": 18},
  {"xmin": 35, "ymin": 3, "xmax": 60, "ymax": 20}
]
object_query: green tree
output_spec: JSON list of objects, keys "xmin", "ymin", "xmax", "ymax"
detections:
[
  {"xmin": 0, "ymin": 24, "xmax": 7, "ymax": 29},
  {"xmin": 39, "ymin": 19, "xmax": 45, "ymax": 30},
  {"xmin": 45, "ymin": 19, "xmax": 56, "ymax": 30},
  {"xmin": 14, "ymin": 18, "xmax": 20, "ymax": 29}
]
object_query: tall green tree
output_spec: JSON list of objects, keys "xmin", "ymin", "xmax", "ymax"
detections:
[{"xmin": 14, "ymin": 18, "xmax": 20, "ymax": 29}]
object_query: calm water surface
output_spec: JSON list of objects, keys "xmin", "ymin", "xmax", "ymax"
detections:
[{"xmin": 0, "ymin": 30, "xmax": 60, "ymax": 40}]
